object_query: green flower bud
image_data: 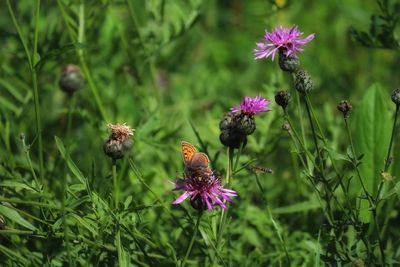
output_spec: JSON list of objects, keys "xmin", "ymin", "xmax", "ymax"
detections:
[
  {"xmin": 294, "ymin": 70, "xmax": 313, "ymax": 94},
  {"xmin": 279, "ymin": 50, "xmax": 300, "ymax": 73}
]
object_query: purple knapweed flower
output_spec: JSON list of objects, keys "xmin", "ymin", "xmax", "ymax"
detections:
[
  {"xmin": 172, "ymin": 173, "xmax": 237, "ymax": 210},
  {"xmin": 254, "ymin": 25, "xmax": 315, "ymax": 61},
  {"xmin": 231, "ymin": 96, "xmax": 271, "ymax": 115}
]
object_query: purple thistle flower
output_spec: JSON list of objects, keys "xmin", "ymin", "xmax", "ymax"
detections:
[
  {"xmin": 231, "ymin": 96, "xmax": 271, "ymax": 115},
  {"xmin": 254, "ymin": 25, "xmax": 315, "ymax": 61},
  {"xmin": 172, "ymin": 173, "xmax": 237, "ymax": 210}
]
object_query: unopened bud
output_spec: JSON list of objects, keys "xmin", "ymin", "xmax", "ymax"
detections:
[
  {"xmin": 337, "ymin": 100, "xmax": 352, "ymax": 118},
  {"xmin": 294, "ymin": 70, "xmax": 313, "ymax": 94},
  {"xmin": 391, "ymin": 89, "xmax": 400, "ymax": 107},
  {"xmin": 59, "ymin": 64, "xmax": 84, "ymax": 96},
  {"xmin": 275, "ymin": 90, "xmax": 291, "ymax": 109},
  {"xmin": 279, "ymin": 50, "xmax": 300, "ymax": 73},
  {"xmin": 238, "ymin": 114, "xmax": 256, "ymax": 135},
  {"xmin": 190, "ymin": 195, "xmax": 206, "ymax": 211}
]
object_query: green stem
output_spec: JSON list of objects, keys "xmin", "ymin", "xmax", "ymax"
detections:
[
  {"xmin": 57, "ymin": 0, "xmax": 110, "ymax": 122},
  {"xmin": 254, "ymin": 173, "xmax": 291, "ymax": 265},
  {"xmin": 384, "ymin": 105, "xmax": 399, "ymax": 171},
  {"xmin": 181, "ymin": 212, "xmax": 202, "ymax": 267},
  {"xmin": 112, "ymin": 160, "xmax": 119, "ymax": 210},
  {"xmin": 62, "ymin": 96, "xmax": 75, "ymax": 266},
  {"xmin": 7, "ymin": 0, "xmax": 44, "ymax": 180},
  {"xmin": 344, "ymin": 117, "xmax": 385, "ymax": 266}
]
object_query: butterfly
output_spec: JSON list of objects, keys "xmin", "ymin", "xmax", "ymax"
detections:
[{"xmin": 181, "ymin": 141, "xmax": 212, "ymax": 179}]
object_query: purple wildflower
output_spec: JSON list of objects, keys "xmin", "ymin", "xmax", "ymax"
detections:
[
  {"xmin": 254, "ymin": 25, "xmax": 315, "ymax": 61},
  {"xmin": 231, "ymin": 96, "xmax": 271, "ymax": 115},
  {"xmin": 172, "ymin": 173, "xmax": 237, "ymax": 210}
]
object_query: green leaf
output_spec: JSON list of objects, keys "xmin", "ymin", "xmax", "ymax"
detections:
[
  {"xmin": 272, "ymin": 200, "xmax": 320, "ymax": 214},
  {"xmin": 353, "ymin": 83, "xmax": 391, "ymax": 222},
  {"xmin": 55, "ymin": 136, "xmax": 86, "ymax": 186},
  {"xmin": 0, "ymin": 205, "xmax": 37, "ymax": 231}
]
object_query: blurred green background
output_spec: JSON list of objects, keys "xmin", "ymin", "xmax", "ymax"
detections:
[{"xmin": 1, "ymin": 0, "xmax": 399, "ymax": 265}]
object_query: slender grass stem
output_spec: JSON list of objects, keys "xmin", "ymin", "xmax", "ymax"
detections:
[
  {"xmin": 128, "ymin": 159, "xmax": 189, "ymax": 236},
  {"xmin": 343, "ymin": 117, "xmax": 385, "ymax": 266},
  {"xmin": 62, "ymin": 96, "xmax": 75, "ymax": 266},
  {"xmin": 213, "ymin": 147, "xmax": 234, "ymax": 266},
  {"xmin": 253, "ymin": 173, "xmax": 290, "ymax": 265},
  {"xmin": 57, "ymin": 0, "xmax": 110, "ymax": 122},
  {"xmin": 112, "ymin": 159, "xmax": 119, "ymax": 210},
  {"xmin": 181, "ymin": 212, "xmax": 202, "ymax": 267},
  {"xmin": 7, "ymin": 0, "xmax": 44, "ymax": 180}
]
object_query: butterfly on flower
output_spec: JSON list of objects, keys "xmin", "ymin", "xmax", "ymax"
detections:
[
  {"xmin": 181, "ymin": 141, "xmax": 213, "ymax": 182},
  {"xmin": 172, "ymin": 141, "xmax": 237, "ymax": 210}
]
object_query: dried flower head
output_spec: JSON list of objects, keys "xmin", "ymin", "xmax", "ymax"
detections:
[
  {"xmin": 254, "ymin": 25, "xmax": 315, "ymax": 61},
  {"xmin": 173, "ymin": 172, "xmax": 237, "ymax": 210},
  {"xmin": 104, "ymin": 123, "xmax": 134, "ymax": 160},
  {"xmin": 231, "ymin": 96, "xmax": 271, "ymax": 115},
  {"xmin": 107, "ymin": 123, "xmax": 134, "ymax": 142}
]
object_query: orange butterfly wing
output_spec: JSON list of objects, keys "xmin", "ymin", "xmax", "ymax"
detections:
[
  {"xmin": 181, "ymin": 141, "xmax": 197, "ymax": 163},
  {"xmin": 190, "ymin": 153, "xmax": 210, "ymax": 169}
]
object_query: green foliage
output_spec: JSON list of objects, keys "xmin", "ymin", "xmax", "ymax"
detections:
[{"xmin": 0, "ymin": 0, "xmax": 400, "ymax": 266}]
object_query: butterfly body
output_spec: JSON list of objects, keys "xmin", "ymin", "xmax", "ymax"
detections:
[{"xmin": 181, "ymin": 141, "xmax": 213, "ymax": 182}]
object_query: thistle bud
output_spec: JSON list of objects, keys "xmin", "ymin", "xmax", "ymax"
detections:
[
  {"xmin": 59, "ymin": 64, "xmax": 84, "ymax": 96},
  {"xmin": 278, "ymin": 50, "xmax": 300, "ymax": 73},
  {"xmin": 219, "ymin": 112, "xmax": 247, "ymax": 148},
  {"xmin": 275, "ymin": 90, "xmax": 291, "ymax": 109},
  {"xmin": 337, "ymin": 100, "xmax": 352, "ymax": 118},
  {"xmin": 219, "ymin": 129, "xmax": 247, "ymax": 149},
  {"xmin": 190, "ymin": 195, "xmax": 206, "ymax": 211},
  {"xmin": 391, "ymin": 89, "xmax": 400, "ymax": 107},
  {"xmin": 0, "ymin": 215, "xmax": 5, "ymax": 229},
  {"xmin": 294, "ymin": 70, "xmax": 313, "ymax": 94},
  {"xmin": 219, "ymin": 112, "xmax": 239, "ymax": 131},
  {"xmin": 104, "ymin": 123, "xmax": 134, "ymax": 160},
  {"xmin": 238, "ymin": 114, "xmax": 256, "ymax": 135}
]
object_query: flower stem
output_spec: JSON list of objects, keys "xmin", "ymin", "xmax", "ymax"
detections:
[
  {"xmin": 181, "ymin": 212, "xmax": 203, "ymax": 267},
  {"xmin": 344, "ymin": 117, "xmax": 385, "ymax": 266},
  {"xmin": 7, "ymin": 0, "xmax": 44, "ymax": 180},
  {"xmin": 384, "ymin": 105, "xmax": 399, "ymax": 171},
  {"xmin": 112, "ymin": 159, "xmax": 119, "ymax": 210},
  {"xmin": 254, "ymin": 173, "xmax": 290, "ymax": 265}
]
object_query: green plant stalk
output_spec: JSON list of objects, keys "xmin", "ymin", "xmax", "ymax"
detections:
[
  {"xmin": 57, "ymin": 0, "xmax": 110, "ymax": 122},
  {"xmin": 303, "ymin": 96, "xmax": 358, "ymax": 223},
  {"xmin": 303, "ymin": 94, "xmax": 336, "ymax": 219},
  {"xmin": 376, "ymin": 105, "xmax": 399, "ymax": 199},
  {"xmin": 7, "ymin": 0, "xmax": 44, "ymax": 180},
  {"xmin": 181, "ymin": 212, "xmax": 202, "ymax": 267},
  {"xmin": 344, "ymin": 118, "xmax": 385, "ymax": 266},
  {"xmin": 62, "ymin": 97, "xmax": 75, "ymax": 266},
  {"xmin": 254, "ymin": 173, "xmax": 291, "ymax": 265},
  {"xmin": 128, "ymin": 159, "xmax": 189, "ymax": 236},
  {"xmin": 285, "ymin": 125, "xmax": 334, "ymax": 226},
  {"xmin": 112, "ymin": 160, "xmax": 119, "ymax": 210},
  {"xmin": 213, "ymin": 147, "xmax": 234, "ymax": 266}
]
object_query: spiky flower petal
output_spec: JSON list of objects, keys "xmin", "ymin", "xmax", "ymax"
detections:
[
  {"xmin": 172, "ymin": 173, "xmax": 237, "ymax": 210},
  {"xmin": 254, "ymin": 25, "xmax": 315, "ymax": 61},
  {"xmin": 231, "ymin": 96, "xmax": 271, "ymax": 115}
]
